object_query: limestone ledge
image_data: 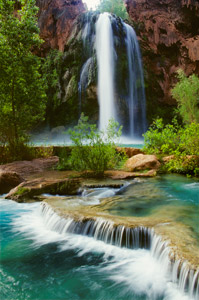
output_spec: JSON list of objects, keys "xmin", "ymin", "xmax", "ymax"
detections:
[{"xmin": 44, "ymin": 197, "xmax": 199, "ymax": 272}]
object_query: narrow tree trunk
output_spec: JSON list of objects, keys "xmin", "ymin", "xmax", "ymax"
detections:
[{"xmin": 11, "ymin": 76, "xmax": 18, "ymax": 147}]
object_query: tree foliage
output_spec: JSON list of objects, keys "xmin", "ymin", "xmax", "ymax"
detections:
[
  {"xmin": 97, "ymin": 0, "xmax": 128, "ymax": 19},
  {"xmin": 143, "ymin": 118, "xmax": 199, "ymax": 176},
  {"xmin": 41, "ymin": 49, "xmax": 63, "ymax": 125},
  {"xmin": 59, "ymin": 114, "xmax": 124, "ymax": 176},
  {"xmin": 171, "ymin": 69, "xmax": 199, "ymax": 124},
  {"xmin": 0, "ymin": 0, "xmax": 46, "ymax": 157}
]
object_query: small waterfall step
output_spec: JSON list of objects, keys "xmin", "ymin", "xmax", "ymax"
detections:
[{"xmin": 40, "ymin": 202, "xmax": 199, "ymax": 299}]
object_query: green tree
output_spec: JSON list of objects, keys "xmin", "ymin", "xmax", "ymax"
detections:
[
  {"xmin": 0, "ymin": 0, "xmax": 46, "ymax": 157},
  {"xmin": 171, "ymin": 69, "xmax": 199, "ymax": 124},
  {"xmin": 63, "ymin": 114, "xmax": 124, "ymax": 176},
  {"xmin": 41, "ymin": 49, "xmax": 63, "ymax": 125},
  {"xmin": 97, "ymin": 0, "xmax": 128, "ymax": 19}
]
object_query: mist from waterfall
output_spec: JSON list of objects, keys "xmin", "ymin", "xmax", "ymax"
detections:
[{"xmin": 95, "ymin": 13, "xmax": 116, "ymax": 131}]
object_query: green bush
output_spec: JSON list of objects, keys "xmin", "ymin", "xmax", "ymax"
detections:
[
  {"xmin": 63, "ymin": 114, "xmax": 124, "ymax": 176},
  {"xmin": 143, "ymin": 118, "xmax": 199, "ymax": 176},
  {"xmin": 97, "ymin": 0, "xmax": 128, "ymax": 19},
  {"xmin": 143, "ymin": 118, "xmax": 180, "ymax": 155},
  {"xmin": 165, "ymin": 155, "xmax": 199, "ymax": 176},
  {"xmin": 171, "ymin": 69, "xmax": 199, "ymax": 124}
]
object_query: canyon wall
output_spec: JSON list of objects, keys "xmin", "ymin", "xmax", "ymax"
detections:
[
  {"xmin": 36, "ymin": 0, "xmax": 85, "ymax": 53},
  {"xmin": 124, "ymin": 0, "xmax": 199, "ymax": 120},
  {"xmin": 34, "ymin": 0, "xmax": 199, "ymax": 125}
]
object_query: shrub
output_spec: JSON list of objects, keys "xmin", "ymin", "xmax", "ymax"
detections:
[
  {"xmin": 143, "ymin": 118, "xmax": 180, "ymax": 155},
  {"xmin": 143, "ymin": 118, "xmax": 199, "ymax": 176},
  {"xmin": 65, "ymin": 114, "xmax": 124, "ymax": 176},
  {"xmin": 171, "ymin": 69, "xmax": 199, "ymax": 124}
]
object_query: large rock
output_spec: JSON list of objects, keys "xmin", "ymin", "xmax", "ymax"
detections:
[
  {"xmin": 125, "ymin": 154, "xmax": 160, "ymax": 171},
  {"xmin": 116, "ymin": 147, "xmax": 144, "ymax": 158},
  {"xmin": 124, "ymin": 0, "xmax": 199, "ymax": 117},
  {"xmin": 0, "ymin": 171, "xmax": 24, "ymax": 194},
  {"xmin": 0, "ymin": 157, "xmax": 59, "ymax": 178},
  {"xmin": 6, "ymin": 177, "xmax": 81, "ymax": 202}
]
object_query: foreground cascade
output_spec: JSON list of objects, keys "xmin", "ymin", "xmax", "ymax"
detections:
[
  {"xmin": 64, "ymin": 12, "xmax": 146, "ymax": 138},
  {"xmin": 40, "ymin": 202, "xmax": 199, "ymax": 300}
]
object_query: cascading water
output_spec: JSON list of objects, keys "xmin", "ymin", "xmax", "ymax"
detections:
[
  {"xmin": 35, "ymin": 202, "xmax": 199, "ymax": 299},
  {"xmin": 1, "ymin": 195, "xmax": 199, "ymax": 300},
  {"xmin": 95, "ymin": 13, "xmax": 116, "ymax": 131},
  {"xmin": 79, "ymin": 12, "xmax": 146, "ymax": 138},
  {"xmin": 124, "ymin": 23, "xmax": 147, "ymax": 137}
]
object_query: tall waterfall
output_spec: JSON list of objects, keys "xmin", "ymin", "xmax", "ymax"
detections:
[
  {"xmin": 79, "ymin": 12, "xmax": 147, "ymax": 137},
  {"xmin": 95, "ymin": 13, "xmax": 116, "ymax": 131}
]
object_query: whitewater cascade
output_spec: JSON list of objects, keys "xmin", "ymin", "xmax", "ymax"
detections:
[
  {"xmin": 124, "ymin": 23, "xmax": 146, "ymax": 136},
  {"xmin": 95, "ymin": 13, "xmax": 116, "ymax": 131},
  {"xmin": 39, "ymin": 202, "xmax": 199, "ymax": 299},
  {"xmin": 79, "ymin": 12, "xmax": 146, "ymax": 137}
]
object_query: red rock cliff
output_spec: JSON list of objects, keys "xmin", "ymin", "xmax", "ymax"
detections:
[
  {"xmin": 36, "ymin": 0, "xmax": 85, "ymax": 53},
  {"xmin": 124, "ymin": 0, "xmax": 199, "ymax": 106}
]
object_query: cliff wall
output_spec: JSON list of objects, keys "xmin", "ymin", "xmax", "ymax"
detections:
[
  {"xmin": 124, "ymin": 0, "xmax": 199, "ymax": 118},
  {"xmin": 36, "ymin": 0, "xmax": 85, "ymax": 53}
]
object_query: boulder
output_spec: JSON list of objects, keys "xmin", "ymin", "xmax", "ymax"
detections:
[
  {"xmin": 0, "ymin": 156, "xmax": 59, "ymax": 178},
  {"xmin": 0, "ymin": 171, "xmax": 24, "ymax": 194},
  {"xmin": 116, "ymin": 147, "xmax": 144, "ymax": 158},
  {"xmin": 6, "ymin": 177, "xmax": 82, "ymax": 202},
  {"xmin": 125, "ymin": 154, "xmax": 160, "ymax": 172}
]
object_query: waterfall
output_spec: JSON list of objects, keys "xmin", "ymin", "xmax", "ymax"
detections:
[
  {"xmin": 124, "ymin": 23, "xmax": 147, "ymax": 137},
  {"xmin": 79, "ymin": 12, "xmax": 146, "ymax": 137},
  {"xmin": 95, "ymin": 13, "xmax": 116, "ymax": 131},
  {"xmin": 78, "ymin": 57, "xmax": 92, "ymax": 116},
  {"xmin": 40, "ymin": 202, "xmax": 199, "ymax": 299}
]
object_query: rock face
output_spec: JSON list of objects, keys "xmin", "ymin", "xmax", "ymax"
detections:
[
  {"xmin": 125, "ymin": 154, "xmax": 160, "ymax": 171},
  {"xmin": 124, "ymin": 0, "xmax": 199, "ymax": 121},
  {"xmin": 0, "ymin": 172, "xmax": 24, "ymax": 194},
  {"xmin": 36, "ymin": 0, "xmax": 85, "ymax": 53}
]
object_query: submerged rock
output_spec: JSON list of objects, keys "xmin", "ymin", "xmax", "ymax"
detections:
[
  {"xmin": 125, "ymin": 154, "xmax": 160, "ymax": 172},
  {"xmin": 0, "ymin": 171, "xmax": 24, "ymax": 194}
]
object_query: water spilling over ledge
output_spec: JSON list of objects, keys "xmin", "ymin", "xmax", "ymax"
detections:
[
  {"xmin": 40, "ymin": 201, "xmax": 199, "ymax": 299},
  {"xmin": 78, "ymin": 12, "xmax": 146, "ymax": 137}
]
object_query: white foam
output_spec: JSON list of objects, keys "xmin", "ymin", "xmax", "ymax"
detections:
[{"xmin": 9, "ymin": 202, "xmax": 197, "ymax": 300}]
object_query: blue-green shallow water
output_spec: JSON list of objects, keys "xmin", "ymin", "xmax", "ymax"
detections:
[
  {"xmin": 108, "ymin": 174, "xmax": 199, "ymax": 241},
  {"xmin": 1, "ymin": 174, "xmax": 198, "ymax": 300},
  {"xmin": 0, "ymin": 200, "xmax": 165, "ymax": 300}
]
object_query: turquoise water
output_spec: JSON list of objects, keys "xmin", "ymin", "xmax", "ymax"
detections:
[
  {"xmin": 108, "ymin": 175, "xmax": 199, "ymax": 240},
  {"xmin": 1, "ymin": 174, "xmax": 198, "ymax": 300}
]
